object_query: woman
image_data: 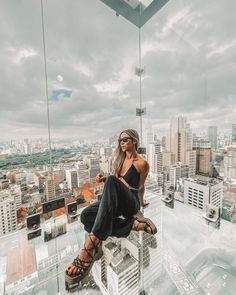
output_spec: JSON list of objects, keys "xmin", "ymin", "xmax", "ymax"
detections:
[{"xmin": 65, "ymin": 129, "xmax": 157, "ymax": 288}]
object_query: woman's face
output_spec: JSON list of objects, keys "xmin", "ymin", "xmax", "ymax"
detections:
[{"xmin": 119, "ymin": 132, "xmax": 135, "ymax": 152}]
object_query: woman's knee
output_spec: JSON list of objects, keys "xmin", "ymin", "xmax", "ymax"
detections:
[{"xmin": 80, "ymin": 209, "xmax": 87, "ymax": 225}]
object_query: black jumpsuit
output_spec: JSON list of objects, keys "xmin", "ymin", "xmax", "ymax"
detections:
[{"xmin": 80, "ymin": 164, "xmax": 140, "ymax": 240}]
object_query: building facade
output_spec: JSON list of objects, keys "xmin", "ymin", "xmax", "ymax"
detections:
[
  {"xmin": 184, "ymin": 177, "xmax": 223, "ymax": 211},
  {"xmin": 169, "ymin": 116, "xmax": 196, "ymax": 176},
  {"xmin": 0, "ymin": 193, "xmax": 17, "ymax": 237},
  {"xmin": 208, "ymin": 126, "xmax": 218, "ymax": 150}
]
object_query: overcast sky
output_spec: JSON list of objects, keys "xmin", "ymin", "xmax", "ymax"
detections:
[{"xmin": 1, "ymin": 0, "xmax": 236, "ymax": 141}]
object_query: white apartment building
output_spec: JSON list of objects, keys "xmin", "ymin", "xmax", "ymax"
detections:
[
  {"xmin": 93, "ymin": 240, "xmax": 139, "ymax": 295},
  {"xmin": 9, "ymin": 185, "xmax": 22, "ymax": 210},
  {"xmin": 148, "ymin": 141, "xmax": 163, "ymax": 174},
  {"xmin": 65, "ymin": 169, "xmax": 78, "ymax": 190},
  {"xmin": 0, "ymin": 193, "xmax": 17, "ymax": 237},
  {"xmin": 107, "ymin": 253, "xmax": 139, "ymax": 295},
  {"xmin": 184, "ymin": 177, "xmax": 223, "ymax": 211}
]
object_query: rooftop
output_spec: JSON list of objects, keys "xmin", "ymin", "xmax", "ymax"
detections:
[
  {"xmin": 186, "ymin": 175, "xmax": 223, "ymax": 187},
  {"xmin": 110, "ymin": 253, "xmax": 137, "ymax": 275}
]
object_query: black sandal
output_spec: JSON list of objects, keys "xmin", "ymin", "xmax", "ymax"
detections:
[
  {"xmin": 65, "ymin": 234, "xmax": 103, "ymax": 287},
  {"xmin": 133, "ymin": 213, "xmax": 157, "ymax": 235}
]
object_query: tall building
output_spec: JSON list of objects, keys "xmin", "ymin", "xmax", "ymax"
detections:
[
  {"xmin": 224, "ymin": 146, "xmax": 236, "ymax": 181},
  {"xmin": 169, "ymin": 164, "xmax": 189, "ymax": 189},
  {"xmin": 208, "ymin": 126, "xmax": 218, "ymax": 150},
  {"xmin": 0, "ymin": 193, "xmax": 17, "ymax": 237},
  {"xmin": 85, "ymin": 157, "xmax": 100, "ymax": 182},
  {"xmin": 184, "ymin": 177, "xmax": 223, "ymax": 211},
  {"xmin": 148, "ymin": 141, "xmax": 163, "ymax": 174},
  {"xmin": 107, "ymin": 252, "xmax": 139, "ymax": 295},
  {"xmin": 65, "ymin": 169, "xmax": 78, "ymax": 191},
  {"xmin": 15, "ymin": 171, "xmax": 27, "ymax": 192},
  {"xmin": 44, "ymin": 176, "xmax": 56, "ymax": 200},
  {"xmin": 144, "ymin": 127, "xmax": 154, "ymax": 160},
  {"xmin": 9, "ymin": 185, "xmax": 22, "ymax": 210},
  {"xmin": 34, "ymin": 172, "xmax": 45, "ymax": 192},
  {"xmin": 232, "ymin": 124, "xmax": 236, "ymax": 144},
  {"xmin": 169, "ymin": 116, "xmax": 196, "ymax": 176},
  {"xmin": 161, "ymin": 136, "xmax": 167, "ymax": 150},
  {"xmin": 162, "ymin": 152, "xmax": 175, "ymax": 168},
  {"xmin": 77, "ymin": 163, "xmax": 90, "ymax": 185},
  {"xmin": 193, "ymin": 139, "xmax": 212, "ymax": 175},
  {"xmin": 53, "ymin": 169, "xmax": 64, "ymax": 188}
]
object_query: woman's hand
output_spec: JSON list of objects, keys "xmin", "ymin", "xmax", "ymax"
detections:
[
  {"xmin": 141, "ymin": 199, "xmax": 149, "ymax": 208},
  {"xmin": 95, "ymin": 173, "xmax": 106, "ymax": 183}
]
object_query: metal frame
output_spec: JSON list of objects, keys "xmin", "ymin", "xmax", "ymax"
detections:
[{"xmin": 99, "ymin": 0, "xmax": 170, "ymax": 28}]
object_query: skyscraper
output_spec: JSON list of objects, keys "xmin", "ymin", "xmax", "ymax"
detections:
[
  {"xmin": 0, "ymin": 193, "xmax": 17, "ymax": 236},
  {"xmin": 224, "ymin": 146, "xmax": 236, "ymax": 180},
  {"xmin": 148, "ymin": 141, "xmax": 163, "ymax": 174},
  {"xmin": 84, "ymin": 157, "xmax": 100, "ymax": 182},
  {"xmin": 144, "ymin": 127, "xmax": 154, "ymax": 150},
  {"xmin": 77, "ymin": 163, "xmax": 90, "ymax": 185},
  {"xmin": 208, "ymin": 126, "xmax": 218, "ymax": 150},
  {"xmin": 169, "ymin": 116, "xmax": 196, "ymax": 176},
  {"xmin": 232, "ymin": 124, "xmax": 236, "ymax": 144},
  {"xmin": 65, "ymin": 169, "xmax": 78, "ymax": 191},
  {"xmin": 44, "ymin": 176, "xmax": 56, "ymax": 200},
  {"xmin": 193, "ymin": 138, "xmax": 212, "ymax": 175}
]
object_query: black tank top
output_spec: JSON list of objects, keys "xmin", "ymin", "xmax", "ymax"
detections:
[{"xmin": 119, "ymin": 164, "xmax": 140, "ymax": 191}]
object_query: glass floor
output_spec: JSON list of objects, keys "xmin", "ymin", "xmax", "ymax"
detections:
[{"xmin": 0, "ymin": 187, "xmax": 236, "ymax": 295}]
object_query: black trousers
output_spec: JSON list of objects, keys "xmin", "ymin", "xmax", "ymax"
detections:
[{"xmin": 80, "ymin": 175, "xmax": 140, "ymax": 240}]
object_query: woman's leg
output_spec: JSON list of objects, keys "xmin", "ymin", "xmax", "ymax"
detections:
[
  {"xmin": 92, "ymin": 175, "xmax": 139, "ymax": 240},
  {"xmin": 80, "ymin": 197, "xmax": 139, "ymax": 239},
  {"xmin": 80, "ymin": 201, "xmax": 100, "ymax": 233},
  {"xmin": 66, "ymin": 175, "xmax": 139, "ymax": 278}
]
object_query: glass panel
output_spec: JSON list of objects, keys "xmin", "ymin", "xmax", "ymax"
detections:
[{"xmin": 1, "ymin": 1, "xmax": 236, "ymax": 295}]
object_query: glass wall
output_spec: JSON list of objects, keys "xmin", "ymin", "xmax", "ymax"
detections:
[{"xmin": 0, "ymin": 0, "xmax": 236, "ymax": 294}]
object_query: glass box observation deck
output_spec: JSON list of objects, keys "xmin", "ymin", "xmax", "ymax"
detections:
[{"xmin": 1, "ymin": 0, "xmax": 236, "ymax": 294}]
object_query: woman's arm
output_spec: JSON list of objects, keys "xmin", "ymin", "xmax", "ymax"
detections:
[{"xmin": 138, "ymin": 161, "xmax": 149, "ymax": 207}]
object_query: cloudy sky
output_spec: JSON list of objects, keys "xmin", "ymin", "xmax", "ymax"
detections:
[{"xmin": 1, "ymin": 0, "xmax": 236, "ymax": 140}]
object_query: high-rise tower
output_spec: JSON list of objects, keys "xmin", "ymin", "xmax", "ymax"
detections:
[
  {"xmin": 208, "ymin": 126, "xmax": 218, "ymax": 150},
  {"xmin": 169, "ymin": 116, "xmax": 196, "ymax": 176}
]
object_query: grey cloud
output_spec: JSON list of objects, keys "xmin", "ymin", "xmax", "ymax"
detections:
[{"xmin": 1, "ymin": 0, "xmax": 236, "ymax": 139}]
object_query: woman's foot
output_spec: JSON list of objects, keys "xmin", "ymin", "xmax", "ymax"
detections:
[
  {"xmin": 132, "ymin": 216, "xmax": 157, "ymax": 235},
  {"xmin": 132, "ymin": 220, "xmax": 153, "ymax": 234},
  {"xmin": 66, "ymin": 233, "xmax": 101, "ymax": 277}
]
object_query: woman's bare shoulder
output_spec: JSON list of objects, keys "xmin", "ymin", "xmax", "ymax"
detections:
[{"xmin": 136, "ymin": 155, "xmax": 149, "ymax": 171}]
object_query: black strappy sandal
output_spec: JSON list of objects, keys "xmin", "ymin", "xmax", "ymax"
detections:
[
  {"xmin": 65, "ymin": 234, "xmax": 103, "ymax": 289},
  {"xmin": 133, "ymin": 212, "xmax": 157, "ymax": 235}
]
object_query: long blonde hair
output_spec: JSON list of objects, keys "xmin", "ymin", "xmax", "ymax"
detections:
[{"xmin": 112, "ymin": 129, "xmax": 140, "ymax": 176}]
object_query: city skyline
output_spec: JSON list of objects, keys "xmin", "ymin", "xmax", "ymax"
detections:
[{"xmin": 1, "ymin": 0, "xmax": 236, "ymax": 140}]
